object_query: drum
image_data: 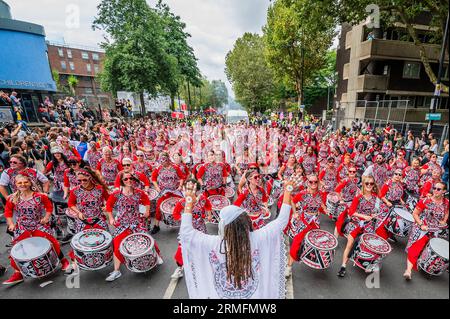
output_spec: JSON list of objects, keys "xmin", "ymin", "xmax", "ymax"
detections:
[
  {"xmin": 147, "ymin": 189, "xmax": 159, "ymax": 201},
  {"xmin": 224, "ymin": 186, "xmax": 235, "ymax": 200},
  {"xmin": 11, "ymin": 237, "xmax": 60, "ymax": 279},
  {"xmin": 119, "ymin": 233, "xmax": 159, "ymax": 273},
  {"xmin": 326, "ymin": 192, "xmax": 340, "ymax": 219},
  {"xmin": 160, "ymin": 197, "xmax": 181, "ymax": 228},
  {"xmin": 418, "ymin": 238, "xmax": 449, "ymax": 276},
  {"xmin": 405, "ymin": 191, "xmax": 419, "ymax": 213},
  {"xmin": 350, "ymin": 233, "xmax": 392, "ymax": 271},
  {"xmin": 299, "ymin": 229, "xmax": 338, "ymax": 269},
  {"xmin": 385, "ymin": 206, "xmax": 414, "ymax": 237},
  {"xmin": 65, "ymin": 208, "xmax": 77, "ymax": 235},
  {"xmin": 208, "ymin": 195, "xmax": 230, "ymax": 224},
  {"xmin": 71, "ymin": 229, "xmax": 113, "ymax": 271}
]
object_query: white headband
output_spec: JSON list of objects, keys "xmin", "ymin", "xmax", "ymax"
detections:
[{"xmin": 218, "ymin": 205, "xmax": 246, "ymax": 237}]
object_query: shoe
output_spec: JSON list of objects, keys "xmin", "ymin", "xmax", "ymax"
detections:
[
  {"xmin": 0, "ymin": 265, "xmax": 6, "ymax": 277},
  {"xmin": 171, "ymin": 267, "xmax": 184, "ymax": 279},
  {"xmin": 403, "ymin": 271, "xmax": 412, "ymax": 281},
  {"xmin": 60, "ymin": 234, "xmax": 73, "ymax": 244},
  {"xmin": 284, "ymin": 265, "xmax": 292, "ymax": 278},
  {"xmin": 60, "ymin": 258, "xmax": 70, "ymax": 272},
  {"xmin": 337, "ymin": 266, "xmax": 346, "ymax": 278},
  {"xmin": 151, "ymin": 225, "xmax": 160, "ymax": 235},
  {"xmin": 105, "ymin": 270, "xmax": 122, "ymax": 282},
  {"xmin": 157, "ymin": 255, "xmax": 164, "ymax": 265},
  {"xmin": 2, "ymin": 272, "xmax": 24, "ymax": 286}
]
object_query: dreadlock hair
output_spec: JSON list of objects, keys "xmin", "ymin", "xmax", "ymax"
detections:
[{"xmin": 222, "ymin": 213, "xmax": 254, "ymax": 289}]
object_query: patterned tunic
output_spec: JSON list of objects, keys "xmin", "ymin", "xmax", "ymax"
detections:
[
  {"xmin": 403, "ymin": 167, "xmax": 420, "ymax": 194},
  {"xmin": 133, "ymin": 162, "xmax": 153, "ymax": 181},
  {"xmin": 197, "ymin": 163, "xmax": 226, "ymax": 190},
  {"xmin": 68, "ymin": 185, "xmax": 110, "ymax": 232},
  {"xmin": 173, "ymin": 195, "xmax": 212, "ymax": 234},
  {"xmin": 335, "ymin": 178, "xmax": 359, "ymax": 203},
  {"xmin": 319, "ymin": 169, "xmax": 338, "ymax": 193},
  {"xmin": 63, "ymin": 168, "xmax": 80, "ymax": 190},
  {"xmin": 86, "ymin": 150, "xmax": 102, "ymax": 169},
  {"xmin": 372, "ymin": 163, "xmax": 388, "ymax": 187},
  {"xmin": 345, "ymin": 193, "xmax": 379, "ymax": 235},
  {"xmin": 234, "ymin": 186, "xmax": 269, "ymax": 230},
  {"xmin": 300, "ymin": 154, "xmax": 317, "ymax": 175},
  {"xmin": 105, "ymin": 189, "xmax": 150, "ymax": 236},
  {"xmin": 2, "ymin": 168, "xmax": 44, "ymax": 193},
  {"xmin": 97, "ymin": 159, "xmax": 122, "ymax": 186},
  {"xmin": 152, "ymin": 165, "xmax": 184, "ymax": 191},
  {"xmin": 4, "ymin": 193, "xmax": 54, "ymax": 239},
  {"xmin": 48, "ymin": 161, "xmax": 68, "ymax": 192}
]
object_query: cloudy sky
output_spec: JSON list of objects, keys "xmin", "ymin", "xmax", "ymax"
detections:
[{"xmin": 8, "ymin": 0, "xmax": 273, "ymax": 97}]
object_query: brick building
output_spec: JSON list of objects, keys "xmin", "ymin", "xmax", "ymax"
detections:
[{"xmin": 47, "ymin": 41, "xmax": 113, "ymax": 109}]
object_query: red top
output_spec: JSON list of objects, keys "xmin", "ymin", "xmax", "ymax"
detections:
[{"xmin": 4, "ymin": 193, "xmax": 53, "ymax": 218}]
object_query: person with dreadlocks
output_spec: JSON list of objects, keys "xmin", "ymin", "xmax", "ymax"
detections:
[{"xmin": 178, "ymin": 180, "xmax": 295, "ymax": 299}]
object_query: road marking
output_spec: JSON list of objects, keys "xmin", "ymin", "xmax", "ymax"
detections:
[
  {"xmin": 284, "ymin": 234, "xmax": 294, "ymax": 299},
  {"xmin": 163, "ymin": 277, "xmax": 179, "ymax": 299}
]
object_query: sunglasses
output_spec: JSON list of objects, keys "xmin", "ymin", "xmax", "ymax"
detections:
[
  {"xmin": 349, "ymin": 170, "xmax": 357, "ymax": 173},
  {"xmin": 365, "ymin": 182, "xmax": 375, "ymax": 186},
  {"xmin": 122, "ymin": 177, "xmax": 133, "ymax": 181},
  {"xmin": 78, "ymin": 179, "xmax": 89, "ymax": 183},
  {"xmin": 433, "ymin": 187, "xmax": 443, "ymax": 191},
  {"xmin": 10, "ymin": 161, "xmax": 20, "ymax": 164},
  {"xmin": 309, "ymin": 180, "xmax": 318, "ymax": 184},
  {"xmin": 253, "ymin": 175, "xmax": 261, "ymax": 180},
  {"xmin": 137, "ymin": 155, "xmax": 144, "ymax": 157},
  {"xmin": 394, "ymin": 173, "xmax": 402, "ymax": 176},
  {"xmin": 123, "ymin": 164, "xmax": 131, "ymax": 167},
  {"xmin": 69, "ymin": 162, "xmax": 78, "ymax": 166}
]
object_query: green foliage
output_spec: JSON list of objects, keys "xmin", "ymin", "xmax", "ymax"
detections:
[
  {"xmin": 67, "ymin": 75, "xmax": 79, "ymax": 95},
  {"xmin": 51, "ymin": 70, "xmax": 61, "ymax": 91},
  {"xmin": 263, "ymin": 0, "xmax": 337, "ymax": 106},
  {"xmin": 225, "ymin": 33, "xmax": 277, "ymax": 113}
]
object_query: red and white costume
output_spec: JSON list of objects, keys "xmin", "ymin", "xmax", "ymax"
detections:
[
  {"xmin": 113, "ymin": 171, "xmax": 150, "ymax": 189},
  {"xmin": 133, "ymin": 161, "xmax": 153, "ymax": 181},
  {"xmin": 85, "ymin": 149, "xmax": 102, "ymax": 169},
  {"xmin": 97, "ymin": 159, "xmax": 123, "ymax": 186},
  {"xmin": 234, "ymin": 186, "xmax": 269, "ymax": 230},
  {"xmin": 376, "ymin": 179, "xmax": 405, "ymax": 239},
  {"xmin": 0, "ymin": 167, "xmax": 48, "ymax": 193},
  {"xmin": 403, "ymin": 166, "xmax": 421, "ymax": 195},
  {"xmin": 298, "ymin": 153, "xmax": 317, "ymax": 175},
  {"xmin": 406, "ymin": 198, "xmax": 449, "ymax": 271},
  {"xmin": 196, "ymin": 162, "xmax": 228, "ymax": 197}
]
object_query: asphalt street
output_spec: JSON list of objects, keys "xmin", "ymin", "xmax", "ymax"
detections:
[{"xmin": 0, "ymin": 203, "xmax": 448, "ymax": 299}]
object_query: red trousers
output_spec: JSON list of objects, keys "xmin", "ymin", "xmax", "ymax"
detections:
[
  {"xmin": 113, "ymin": 230, "xmax": 161, "ymax": 263},
  {"xmin": 174, "ymin": 244, "xmax": 183, "ymax": 267},
  {"xmin": 9, "ymin": 230, "xmax": 62, "ymax": 272},
  {"xmin": 407, "ymin": 235, "xmax": 429, "ymax": 271}
]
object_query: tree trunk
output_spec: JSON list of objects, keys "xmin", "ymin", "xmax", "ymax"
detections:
[
  {"xmin": 170, "ymin": 95, "xmax": 175, "ymax": 111},
  {"xmin": 139, "ymin": 92, "xmax": 145, "ymax": 117}
]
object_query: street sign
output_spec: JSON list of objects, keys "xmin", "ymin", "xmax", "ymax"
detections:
[{"xmin": 425, "ymin": 113, "xmax": 442, "ymax": 121}]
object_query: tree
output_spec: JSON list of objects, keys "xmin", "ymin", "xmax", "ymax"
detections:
[
  {"xmin": 337, "ymin": 0, "xmax": 449, "ymax": 93},
  {"xmin": 210, "ymin": 80, "xmax": 228, "ymax": 108},
  {"xmin": 225, "ymin": 33, "xmax": 277, "ymax": 113},
  {"xmin": 67, "ymin": 75, "xmax": 79, "ymax": 96},
  {"xmin": 263, "ymin": 0, "xmax": 336, "ymax": 108}
]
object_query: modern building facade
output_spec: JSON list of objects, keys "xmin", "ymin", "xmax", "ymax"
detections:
[
  {"xmin": 0, "ymin": 0, "xmax": 56, "ymax": 123},
  {"xmin": 334, "ymin": 15, "xmax": 449, "ymax": 134},
  {"xmin": 47, "ymin": 42, "xmax": 113, "ymax": 109}
]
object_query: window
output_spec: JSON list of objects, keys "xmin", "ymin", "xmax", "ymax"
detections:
[
  {"xmin": 92, "ymin": 53, "xmax": 99, "ymax": 61},
  {"xmin": 86, "ymin": 64, "xmax": 91, "ymax": 72},
  {"xmin": 383, "ymin": 65, "xmax": 390, "ymax": 76},
  {"xmin": 67, "ymin": 49, "xmax": 72, "ymax": 58},
  {"xmin": 416, "ymin": 96, "xmax": 424, "ymax": 108},
  {"xmin": 403, "ymin": 62, "xmax": 421, "ymax": 79},
  {"xmin": 85, "ymin": 88, "xmax": 93, "ymax": 94},
  {"xmin": 61, "ymin": 61, "xmax": 66, "ymax": 70},
  {"xmin": 58, "ymin": 48, "xmax": 64, "ymax": 57},
  {"xmin": 81, "ymin": 52, "xmax": 89, "ymax": 59},
  {"xmin": 94, "ymin": 64, "xmax": 99, "ymax": 73},
  {"xmin": 69, "ymin": 62, "xmax": 75, "ymax": 71}
]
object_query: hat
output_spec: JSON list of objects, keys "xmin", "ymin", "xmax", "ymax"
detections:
[
  {"xmin": 51, "ymin": 147, "xmax": 63, "ymax": 154},
  {"xmin": 218, "ymin": 205, "xmax": 246, "ymax": 237}
]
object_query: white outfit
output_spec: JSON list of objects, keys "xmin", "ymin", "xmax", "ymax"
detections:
[{"xmin": 179, "ymin": 203, "xmax": 291, "ymax": 299}]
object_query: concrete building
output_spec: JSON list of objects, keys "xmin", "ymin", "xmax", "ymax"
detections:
[
  {"xmin": 0, "ymin": 0, "xmax": 56, "ymax": 123},
  {"xmin": 47, "ymin": 42, "xmax": 113, "ymax": 109},
  {"xmin": 334, "ymin": 14, "xmax": 449, "ymax": 135}
]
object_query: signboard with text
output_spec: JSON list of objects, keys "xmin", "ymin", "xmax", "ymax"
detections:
[{"xmin": 425, "ymin": 113, "xmax": 442, "ymax": 121}]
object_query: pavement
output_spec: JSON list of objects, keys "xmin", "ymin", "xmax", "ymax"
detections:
[{"xmin": 0, "ymin": 203, "xmax": 448, "ymax": 299}]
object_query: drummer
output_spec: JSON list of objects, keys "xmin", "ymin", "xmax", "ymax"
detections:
[
  {"xmin": 336, "ymin": 153, "xmax": 352, "ymax": 182},
  {"xmin": 104, "ymin": 171, "xmax": 163, "ymax": 282},
  {"xmin": 2, "ymin": 173, "xmax": 70, "ymax": 285},
  {"xmin": 132, "ymin": 150, "xmax": 153, "ymax": 181},
  {"xmin": 151, "ymin": 152, "xmax": 185, "ymax": 234},
  {"xmin": 196, "ymin": 150, "xmax": 228, "ymax": 197},
  {"xmin": 234, "ymin": 170, "xmax": 269, "ymax": 230},
  {"xmin": 285, "ymin": 174, "xmax": 328, "ymax": 278},
  {"xmin": 376, "ymin": 168, "xmax": 406, "ymax": 241},
  {"xmin": 319, "ymin": 157, "xmax": 339, "ymax": 196},
  {"xmin": 171, "ymin": 179, "xmax": 213, "ymax": 279},
  {"xmin": 420, "ymin": 151, "xmax": 441, "ymax": 185},
  {"xmin": 96, "ymin": 147, "xmax": 123, "ymax": 188},
  {"xmin": 277, "ymin": 154, "xmax": 297, "ymax": 181},
  {"xmin": 419, "ymin": 167, "xmax": 443, "ymax": 198},
  {"xmin": 363, "ymin": 153, "xmax": 389, "ymax": 189},
  {"xmin": 113, "ymin": 158, "xmax": 150, "ymax": 192},
  {"xmin": 403, "ymin": 158, "xmax": 421, "ymax": 197},
  {"xmin": 298, "ymin": 146, "xmax": 317, "ymax": 175},
  {"xmin": 403, "ymin": 181, "xmax": 448, "ymax": 280},
  {"xmin": 66, "ymin": 167, "xmax": 110, "ymax": 273},
  {"xmin": 337, "ymin": 176, "xmax": 382, "ymax": 278}
]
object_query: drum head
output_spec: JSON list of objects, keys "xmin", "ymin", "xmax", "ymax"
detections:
[
  {"xmin": 161, "ymin": 197, "xmax": 180, "ymax": 214},
  {"xmin": 327, "ymin": 192, "xmax": 339, "ymax": 203},
  {"xmin": 209, "ymin": 195, "xmax": 230, "ymax": 210},
  {"xmin": 305, "ymin": 229, "xmax": 338, "ymax": 251},
  {"xmin": 361, "ymin": 233, "xmax": 392, "ymax": 255},
  {"xmin": 393, "ymin": 207, "xmax": 414, "ymax": 222},
  {"xmin": 120, "ymin": 233, "xmax": 154, "ymax": 258},
  {"xmin": 225, "ymin": 187, "xmax": 235, "ymax": 198},
  {"xmin": 71, "ymin": 229, "xmax": 112, "ymax": 252},
  {"xmin": 429, "ymin": 238, "xmax": 449, "ymax": 259},
  {"xmin": 11, "ymin": 237, "xmax": 51, "ymax": 261},
  {"xmin": 148, "ymin": 189, "xmax": 159, "ymax": 201}
]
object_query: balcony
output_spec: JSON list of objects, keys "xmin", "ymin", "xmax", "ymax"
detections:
[
  {"xmin": 357, "ymin": 74, "xmax": 389, "ymax": 92},
  {"xmin": 359, "ymin": 39, "xmax": 446, "ymax": 63}
]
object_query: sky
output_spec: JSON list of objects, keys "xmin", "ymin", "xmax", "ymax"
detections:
[{"xmin": 7, "ymin": 0, "xmax": 274, "ymax": 98}]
